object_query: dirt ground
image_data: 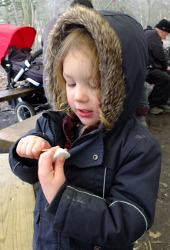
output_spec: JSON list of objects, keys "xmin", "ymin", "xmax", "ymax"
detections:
[{"xmin": 0, "ymin": 66, "xmax": 170, "ymax": 249}]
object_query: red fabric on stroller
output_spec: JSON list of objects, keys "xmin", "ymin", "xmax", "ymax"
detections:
[
  {"xmin": 0, "ymin": 24, "xmax": 36, "ymax": 64},
  {"xmin": 0, "ymin": 24, "xmax": 48, "ymax": 121}
]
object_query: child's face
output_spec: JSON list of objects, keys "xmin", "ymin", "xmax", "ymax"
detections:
[{"xmin": 63, "ymin": 49, "xmax": 100, "ymax": 125}]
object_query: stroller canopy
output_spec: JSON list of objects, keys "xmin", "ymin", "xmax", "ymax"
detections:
[{"xmin": 0, "ymin": 24, "xmax": 36, "ymax": 64}]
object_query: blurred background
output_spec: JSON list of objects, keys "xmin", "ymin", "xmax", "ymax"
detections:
[{"xmin": 0, "ymin": 0, "xmax": 170, "ymax": 50}]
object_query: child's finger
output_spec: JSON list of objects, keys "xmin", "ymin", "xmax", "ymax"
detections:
[
  {"xmin": 39, "ymin": 147, "xmax": 60, "ymax": 174},
  {"xmin": 54, "ymin": 156, "xmax": 65, "ymax": 169}
]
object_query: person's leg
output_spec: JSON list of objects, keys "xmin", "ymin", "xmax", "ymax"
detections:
[
  {"xmin": 147, "ymin": 69, "xmax": 170, "ymax": 113},
  {"xmin": 136, "ymin": 82, "xmax": 149, "ymax": 127}
]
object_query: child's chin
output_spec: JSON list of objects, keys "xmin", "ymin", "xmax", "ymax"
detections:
[{"xmin": 79, "ymin": 117, "xmax": 98, "ymax": 126}]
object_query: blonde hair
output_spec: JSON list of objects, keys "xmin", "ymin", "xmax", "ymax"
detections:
[{"xmin": 51, "ymin": 27, "xmax": 112, "ymax": 127}]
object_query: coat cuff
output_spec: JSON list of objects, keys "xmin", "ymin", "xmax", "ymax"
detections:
[{"xmin": 45, "ymin": 182, "xmax": 68, "ymax": 215}]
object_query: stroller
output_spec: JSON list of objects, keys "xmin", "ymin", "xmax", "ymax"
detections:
[{"xmin": 0, "ymin": 24, "xmax": 49, "ymax": 121}]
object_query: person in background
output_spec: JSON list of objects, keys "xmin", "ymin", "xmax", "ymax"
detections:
[
  {"xmin": 41, "ymin": 0, "xmax": 94, "ymax": 99},
  {"xmin": 41, "ymin": 0, "xmax": 94, "ymax": 47},
  {"xmin": 9, "ymin": 6, "xmax": 161, "ymax": 250},
  {"xmin": 144, "ymin": 19, "xmax": 170, "ymax": 115}
]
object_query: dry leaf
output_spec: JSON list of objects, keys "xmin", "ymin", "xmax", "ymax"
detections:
[
  {"xmin": 159, "ymin": 182, "xmax": 168, "ymax": 188},
  {"xmin": 148, "ymin": 230, "xmax": 162, "ymax": 238}
]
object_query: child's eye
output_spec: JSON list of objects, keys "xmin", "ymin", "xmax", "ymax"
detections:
[
  {"xmin": 88, "ymin": 82, "xmax": 97, "ymax": 90},
  {"xmin": 66, "ymin": 82, "xmax": 76, "ymax": 87},
  {"xmin": 90, "ymin": 85, "xmax": 97, "ymax": 89},
  {"xmin": 88, "ymin": 78, "xmax": 98, "ymax": 89}
]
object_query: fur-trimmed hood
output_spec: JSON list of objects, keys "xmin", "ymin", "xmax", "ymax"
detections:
[{"xmin": 45, "ymin": 6, "xmax": 148, "ymax": 128}]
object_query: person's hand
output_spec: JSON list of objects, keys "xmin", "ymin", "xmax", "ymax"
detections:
[
  {"xmin": 38, "ymin": 146, "xmax": 66, "ymax": 203},
  {"xmin": 16, "ymin": 135, "xmax": 51, "ymax": 159},
  {"xmin": 167, "ymin": 66, "xmax": 170, "ymax": 71}
]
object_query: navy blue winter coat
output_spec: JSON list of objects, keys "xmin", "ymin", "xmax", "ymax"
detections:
[{"xmin": 9, "ymin": 7, "xmax": 161, "ymax": 250}]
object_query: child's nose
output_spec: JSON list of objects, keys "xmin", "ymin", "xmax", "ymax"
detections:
[{"xmin": 74, "ymin": 86, "xmax": 88, "ymax": 102}]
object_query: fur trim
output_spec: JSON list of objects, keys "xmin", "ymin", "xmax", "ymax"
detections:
[{"xmin": 45, "ymin": 6, "xmax": 125, "ymax": 127}]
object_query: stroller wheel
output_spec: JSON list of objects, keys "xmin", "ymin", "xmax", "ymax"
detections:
[{"xmin": 15, "ymin": 101, "xmax": 36, "ymax": 122}]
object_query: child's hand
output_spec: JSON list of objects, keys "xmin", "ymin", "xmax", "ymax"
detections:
[
  {"xmin": 38, "ymin": 146, "xmax": 66, "ymax": 203},
  {"xmin": 16, "ymin": 135, "xmax": 51, "ymax": 159}
]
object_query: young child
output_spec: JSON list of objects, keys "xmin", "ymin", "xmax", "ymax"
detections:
[{"xmin": 9, "ymin": 6, "xmax": 161, "ymax": 250}]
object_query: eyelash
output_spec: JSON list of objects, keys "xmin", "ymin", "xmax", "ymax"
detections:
[
  {"xmin": 66, "ymin": 82, "xmax": 76, "ymax": 87},
  {"xmin": 89, "ymin": 84, "xmax": 97, "ymax": 90},
  {"xmin": 65, "ymin": 81, "xmax": 97, "ymax": 90}
]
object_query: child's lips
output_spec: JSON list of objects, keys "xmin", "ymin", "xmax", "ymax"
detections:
[{"xmin": 78, "ymin": 109, "xmax": 92, "ymax": 117}]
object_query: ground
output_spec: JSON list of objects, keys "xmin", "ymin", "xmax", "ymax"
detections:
[{"xmin": 0, "ymin": 66, "xmax": 170, "ymax": 249}]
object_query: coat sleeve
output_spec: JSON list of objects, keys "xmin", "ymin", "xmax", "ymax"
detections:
[
  {"xmin": 148, "ymin": 32, "xmax": 168, "ymax": 70},
  {"xmin": 46, "ymin": 132, "xmax": 161, "ymax": 248}
]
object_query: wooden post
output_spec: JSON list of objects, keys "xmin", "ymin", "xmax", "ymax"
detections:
[{"xmin": 0, "ymin": 153, "xmax": 35, "ymax": 249}]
